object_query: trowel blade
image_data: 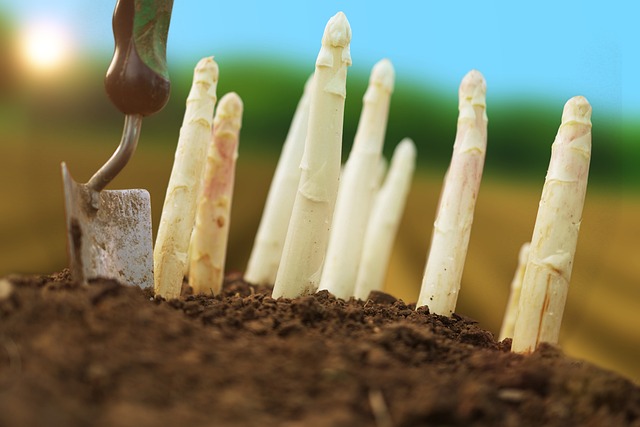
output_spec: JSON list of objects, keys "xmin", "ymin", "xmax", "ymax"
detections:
[{"xmin": 61, "ymin": 163, "xmax": 153, "ymax": 288}]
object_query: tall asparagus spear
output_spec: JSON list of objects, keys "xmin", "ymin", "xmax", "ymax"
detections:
[
  {"xmin": 244, "ymin": 76, "xmax": 312, "ymax": 286},
  {"xmin": 353, "ymin": 138, "xmax": 416, "ymax": 300},
  {"xmin": 188, "ymin": 92, "xmax": 243, "ymax": 295},
  {"xmin": 417, "ymin": 70, "xmax": 488, "ymax": 315},
  {"xmin": 272, "ymin": 12, "xmax": 352, "ymax": 299},
  {"xmin": 512, "ymin": 96, "xmax": 592, "ymax": 353},
  {"xmin": 499, "ymin": 242, "xmax": 530, "ymax": 340},
  {"xmin": 319, "ymin": 59, "xmax": 395, "ymax": 299},
  {"xmin": 154, "ymin": 57, "xmax": 219, "ymax": 299}
]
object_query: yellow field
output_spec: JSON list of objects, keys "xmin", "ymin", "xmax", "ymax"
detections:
[{"xmin": 1, "ymin": 130, "xmax": 639, "ymax": 383}]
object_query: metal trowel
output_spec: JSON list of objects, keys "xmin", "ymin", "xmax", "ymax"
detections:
[{"xmin": 62, "ymin": 0, "xmax": 173, "ymax": 287}]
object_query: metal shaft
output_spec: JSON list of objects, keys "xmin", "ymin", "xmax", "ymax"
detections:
[{"xmin": 87, "ymin": 114, "xmax": 142, "ymax": 192}]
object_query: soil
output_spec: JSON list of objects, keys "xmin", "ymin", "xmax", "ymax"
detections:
[{"xmin": 0, "ymin": 270, "xmax": 638, "ymax": 427}]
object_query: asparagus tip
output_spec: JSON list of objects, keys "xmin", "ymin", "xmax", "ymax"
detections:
[
  {"xmin": 370, "ymin": 59, "xmax": 395, "ymax": 93},
  {"xmin": 322, "ymin": 12, "xmax": 352, "ymax": 48},
  {"xmin": 396, "ymin": 137, "xmax": 417, "ymax": 160},
  {"xmin": 518, "ymin": 242, "xmax": 531, "ymax": 264},
  {"xmin": 459, "ymin": 69, "xmax": 486, "ymax": 106},
  {"xmin": 216, "ymin": 92, "xmax": 243, "ymax": 121},
  {"xmin": 194, "ymin": 56, "xmax": 219, "ymax": 78},
  {"xmin": 562, "ymin": 96, "xmax": 592, "ymax": 125}
]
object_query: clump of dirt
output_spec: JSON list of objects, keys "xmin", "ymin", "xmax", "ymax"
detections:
[{"xmin": 0, "ymin": 271, "xmax": 638, "ymax": 427}]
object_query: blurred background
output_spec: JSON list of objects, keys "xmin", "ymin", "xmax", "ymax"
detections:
[{"xmin": 1, "ymin": 1, "xmax": 638, "ymax": 381}]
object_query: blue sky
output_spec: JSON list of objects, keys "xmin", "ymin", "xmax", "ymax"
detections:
[{"xmin": 5, "ymin": 1, "xmax": 639, "ymax": 118}]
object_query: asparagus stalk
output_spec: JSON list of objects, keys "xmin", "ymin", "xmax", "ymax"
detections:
[
  {"xmin": 512, "ymin": 96, "xmax": 592, "ymax": 353},
  {"xmin": 499, "ymin": 242, "xmax": 530, "ymax": 340},
  {"xmin": 0, "ymin": 278, "xmax": 13, "ymax": 301},
  {"xmin": 154, "ymin": 57, "xmax": 219, "ymax": 299},
  {"xmin": 244, "ymin": 76, "xmax": 313, "ymax": 285},
  {"xmin": 188, "ymin": 92, "xmax": 243, "ymax": 295},
  {"xmin": 373, "ymin": 157, "xmax": 388, "ymax": 190},
  {"xmin": 417, "ymin": 70, "xmax": 488, "ymax": 315},
  {"xmin": 353, "ymin": 138, "xmax": 416, "ymax": 300},
  {"xmin": 272, "ymin": 12, "xmax": 352, "ymax": 299},
  {"xmin": 319, "ymin": 59, "xmax": 395, "ymax": 299}
]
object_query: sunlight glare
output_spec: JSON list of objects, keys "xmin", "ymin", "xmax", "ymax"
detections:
[{"xmin": 20, "ymin": 20, "xmax": 72, "ymax": 73}]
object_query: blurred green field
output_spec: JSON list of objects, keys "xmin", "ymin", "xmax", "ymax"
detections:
[{"xmin": 1, "ymin": 60, "xmax": 639, "ymax": 384}]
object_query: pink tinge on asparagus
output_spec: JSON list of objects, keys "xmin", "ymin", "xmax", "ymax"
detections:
[
  {"xmin": 512, "ymin": 96, "xmax": 592, "ymax": 353},
  {"xmin": 188, "ymin": 92, "xmax": 243, "ymax": 295},
  {"xmin": 272, "ymin": 12, "xmax": 352, "ymax": 299},
  {"xmin": 154, "ymin": 57, "xmax": 219, "ymax": 299},
  {"xmin": 417, "ymin": 70, "xmax": 488, "ymax": 316}
]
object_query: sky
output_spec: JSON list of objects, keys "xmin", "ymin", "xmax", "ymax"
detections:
[{"xmin": 4, "ymin": 1, "xmax": 639, "ymax": 118}]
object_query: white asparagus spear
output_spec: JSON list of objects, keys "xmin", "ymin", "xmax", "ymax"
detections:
[
  {"xmin": 0, "ymin": 278, "xmax": 13, "ymax": 301},
  {"xmin": 512, "ymin": 96, "xmax": 592, "ymax": 353},
  {"xmin": 154, "ymin": 57, "xmax": 219, "ymax": 299},
  {"xmin": 188, "ymin": 92, "xmax": 243, "ymax": 295},
  {"xmin": 353, "ymin": 138, "xmax": 416, "ymax": 300},
  {"xmin": 272, "ymin": 12, "xmax": 352, "ymax": 299},
  {"xmin": 373, "ymin": 156, "xmax": 388, "ymax": 191},
  {"xmin": 417, "ymin": 70, "xmax": 488, "ymax": 315},
  {"xmin": 499, "ymin": 242, "xmax": 531, "ymax": 340},
  {"xmin": 244, "ymin": 76, "xmax": 313, "ymax": 285},
  {"xmin": 318, "ymin": 59, "xmax": 395, "ymax": 299}
]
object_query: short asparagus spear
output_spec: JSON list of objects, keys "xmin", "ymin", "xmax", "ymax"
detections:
[
  {"xmin": 512, "ymin": 96, "xmax": 592, "ymax": 353},
  {"xmin": 354, "ymin": 138, "xmax": 416, "ymax": 300},
  {"xmin": 499, "ymin": 242, "xmax": 530, "ymax": 340},
  {"xmin": 154, "ymin": 57, "xmax": 219, "ymax": 299},
  {"xmin": 0, "ymin": 278, "xmax": 13, "ymax": 301},
  {"xmin": 188, "ymin": 92, "xmax": 243, "ymax": 295},
  {"xmin": 244, "ymin": 76, "xmax": 313, "ymax": 286},
  {"xmin": 319, "ymin": 59, "xmax": 395, "ymax": 299},
  {"xmin": 272, "ymin": 12, "xmax": 352, "ymax": 298},
  {"xmin": 417, "ymin": 70, "xmax": 488, "ymax": 315}
]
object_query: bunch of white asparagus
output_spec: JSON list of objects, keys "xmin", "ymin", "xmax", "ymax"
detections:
[
  {"xmin": 154, "ymin": 57, "xmax": 243, "ymax": 299},
  {"xmin": 152, "ymin": 11, "xmax": 592, "ymax": 356},
  {"xmin": 267, "ymin": 13, "xmax": 417, "ymax": 300}
]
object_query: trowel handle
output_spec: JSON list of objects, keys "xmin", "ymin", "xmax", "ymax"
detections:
[{"xmin": 104, "ymin": 0, "xmax": 174, "ymax": 117}]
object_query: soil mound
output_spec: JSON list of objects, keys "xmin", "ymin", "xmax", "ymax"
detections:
[{"xmin": 1, "ymin": 271, "xmax": 638, "ymax": 426}]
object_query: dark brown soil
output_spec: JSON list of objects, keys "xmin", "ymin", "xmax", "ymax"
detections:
[{"xmin": 0, "ymin": 270, "xmax": 638, "ymax": 427}]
